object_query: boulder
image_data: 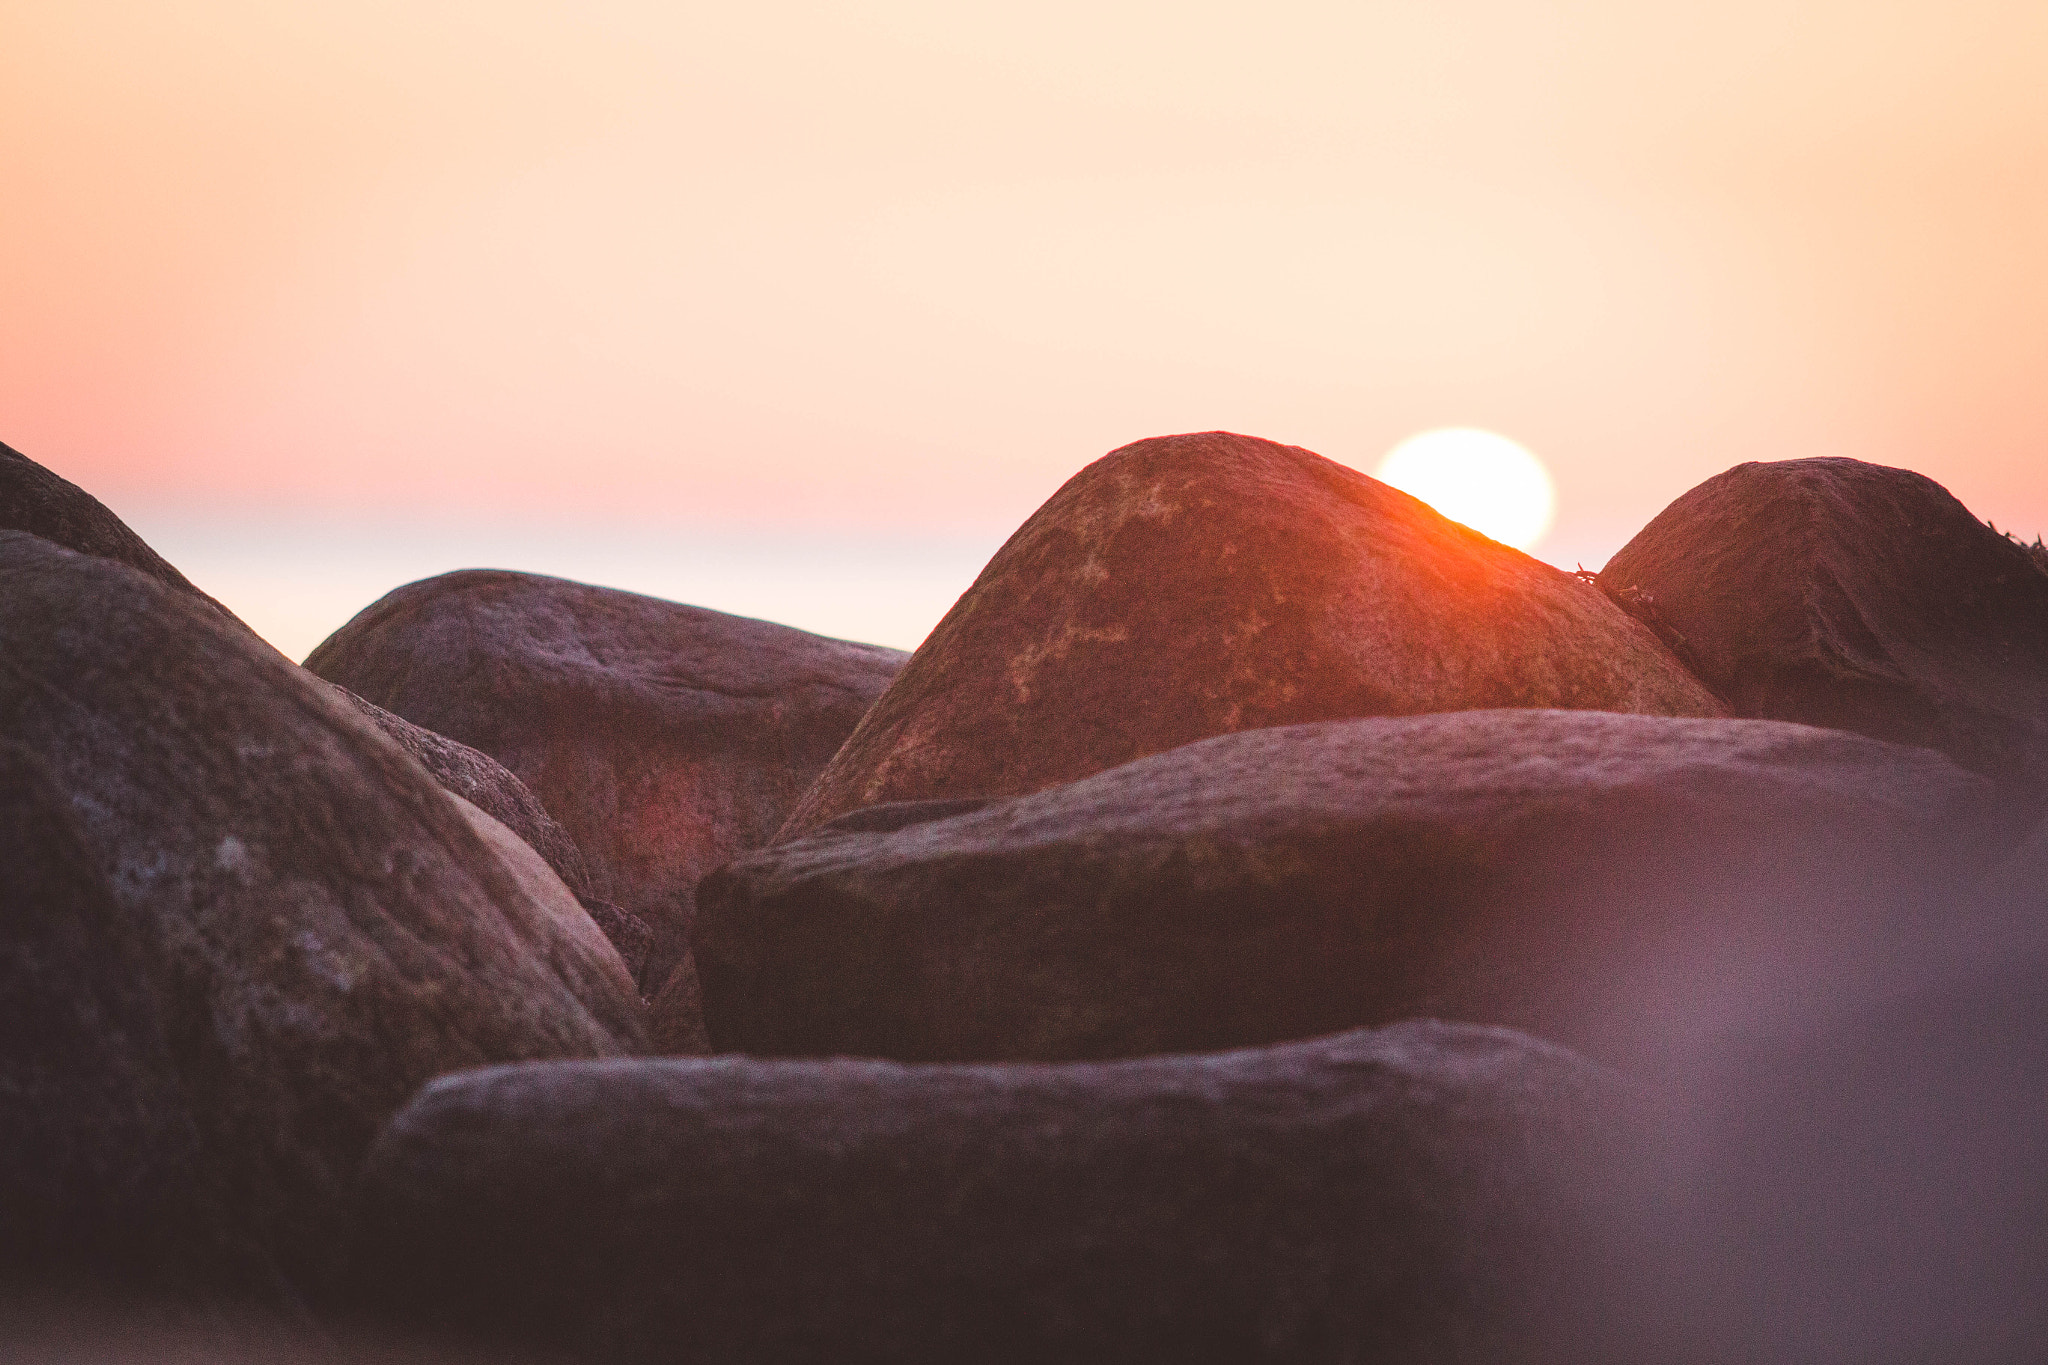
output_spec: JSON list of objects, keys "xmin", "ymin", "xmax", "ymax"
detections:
[
  {"xmin": 337, "ymin": 690, "xmax": 655, "ymax": 987},
  {"xmin": 646, "ymin": 956, "xmax": 711, "ymax": 1055},
  {"xmin": 1598, "ymin": 456, "xmax": 2048, "ymax": 792},
  {"xmin": 304, "ymin": 569, "xmax": 909, "ymax": 997},
  {"xmin": 0, "ymin": 743, "xmax": 234, "ymax": 1303},
  {"xmin": 696, "ymin": 710, "xmax": 2007, "ymax": 1067},
  {"xmin": 330, "ymin": 688, "xmax": 598, "ymax": 899},
  {"xmin": 447, "ymin": 773, "xmax": 654, "ymax": 991},
  {"xmin": 350, "ymin": 1021, "xmax": 1631, "ymax": 1365},
  {"xmin": 778, "ymin": 430, "xmax": 1724, "ymax": 838},
  {"xmin": 0, "ymin": 440, "xmax": 615, "ymax": 947},
  {"xmin": 0, "ymin": 533, "xmax": 645, "ymax": 1312},
  {"xmin": 0, "ymin": 438, "xmax": 238, "ymax": 623},
  {"xmin": 1592, "ymin": 812, "xmax": 2048, "ymax": 1364}
]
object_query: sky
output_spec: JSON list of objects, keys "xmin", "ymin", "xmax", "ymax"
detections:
[{"xmin": 6, "ymin": 2, "xmax": 2047, "ymax": 657}]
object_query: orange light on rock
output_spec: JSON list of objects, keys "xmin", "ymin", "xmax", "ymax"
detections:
[{"xmin": 1373, "ymin": 428, "xmax": 1557, "ymax": 552}]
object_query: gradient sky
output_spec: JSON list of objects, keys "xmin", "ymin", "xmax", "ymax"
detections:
[{"xmin": 6, "ymin": 2, "xmax": 2047, "ymax": 656}]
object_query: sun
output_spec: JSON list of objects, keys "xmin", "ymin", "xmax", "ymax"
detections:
[{"xmin": 1372, "ymin": 428, "xmax": 1556, "ymax": 551}]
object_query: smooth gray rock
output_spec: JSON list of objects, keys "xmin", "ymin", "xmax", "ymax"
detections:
[
  {"xmin": 304, "ymin": 569, "xmax": 908, "ymax": 1000},
  {"xmin": 780, "ymin": 430, "xmax": 1724, "ymax": 837},
  {"xmin": 0, "ymin": 533, "xmax": 644, "ymax": 1312},
  {"xmin": 351, "ymin": 1021, "xmax": 1631, "ymax": 1365},
  {"xmin": 697, "ymin": 709, "xmax": 2007, "ymax": 1067},
  {"xmin": 1599, "ymin": 456, "xmax": 2048, "ymax": 792}
]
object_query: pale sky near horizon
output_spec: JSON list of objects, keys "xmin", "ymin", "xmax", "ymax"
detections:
[{"xmin": 7, "ymin": 2, "xmax": 2047, "ymax": 656}]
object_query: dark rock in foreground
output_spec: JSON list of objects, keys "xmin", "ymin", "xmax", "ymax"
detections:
[
  {"xmin": 305, "ymin": 569, "xmax": 908, "ymax": 1005},
  {"xmin": 1598, "ymin": 809, "xmax": 2048, "ymax": 1364},
  {"xmin": 780, "ymin": 430, "xmax": 1724, "ymax": 837},
  {"xmin": 0, "ymin": 744, "xmax": 229, "ymax": 1303},
  {"xmin": 0, "ymin": 533, "xmax": 644, "ymax": 1312},
  {"xmin": 351, "ymin": 1021, "xmax": 1629, "ymax": 1365},
  {"xmin": 1599, "ymin": 456, "xmax": 2048, "ymax": 791},
  {"xmin": 698, "ymin": 710, "xmax": 2003, "ymax": 1066},
  {"xmin": 0, "ymin": 439, "xmax": 614, "ymax": 939}
]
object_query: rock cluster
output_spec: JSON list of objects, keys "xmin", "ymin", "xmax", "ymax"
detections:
[
  {"xmin": 0, "ymin": 532, "xmax": 643, "ymax": 1317},
  {"xmin": 6, "ymin": 432, "xmax": 2045, "ymax": 1362},
  {"xmin": 697, "ymin": 709, "xmax": 2002, "ymax": 1067},
  {"xmin": 304, "ymin": 569, "xmax": 909, "ymax": 1024},
  {"xmin": 0, "ymin": 441, "xmax": 632, "ymax": 969},
  {"xmin": 781, "ymin": 430, "xmax": 1723, "ymax": 835}
]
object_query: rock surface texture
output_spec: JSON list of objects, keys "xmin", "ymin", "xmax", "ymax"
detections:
[
  {"xmin": 0, "ymin": 533, "xmax": 645, "ymax": 1311},
  {"xmin": 779, "ymin": 430, "xmax": 1724, "ymax": 837},
  {"xmin": 0, "ymin": 440, "xmax": 612, "ymax": 934},
  {"xmin": 351, "ymin": 1021, "xmax": 1629, "ymax": 1365},
  {"xmin": 330, "ymin": 689, "xmax": 601, "ymax": 899},
  {"xmin": 1598, "ymin": 456, "xmax": 2048, "ymax": 791},
  {"xmin": 698, "ymin": 710, "xmax": 2003, "ymax": 1066},
  {"xmin": 304, "ymin": 569, "xmax": 909, "ymax": 1000}
]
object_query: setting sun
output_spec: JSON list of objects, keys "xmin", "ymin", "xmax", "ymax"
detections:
[{"xmin": 1372, "ymin": 428, "xmax": 1557, "ymax": 552}]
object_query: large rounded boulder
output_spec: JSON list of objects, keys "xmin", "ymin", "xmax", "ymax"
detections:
[
  {"xmin": 0, "ymin": 532, "xmax": 645, "ymax": 1312},
  {"xmin": 0, "ymin": 438, "xmax": 237, "ymax": 621},
  {"xmin": 697, "ymin": 710, "xmax": 2005, "ymax": 1067},
  {"xmin": 779, "ymin": 430, "xmax": 1724, "ymax": 837},
  {"xmin": 350, "ymin": 1021, "xmax": 1631, "ymax": 1365},
  {"xmin": 304, "ymin": 570, "xmax": 909, "ymax": 998},
  {"xmin": 0, "ymin": 440, "xmax": 614, "ymax": 945},
  {"xmin": 1598, "ymin": 456, "xmax": 2048, "ymax": 792}
]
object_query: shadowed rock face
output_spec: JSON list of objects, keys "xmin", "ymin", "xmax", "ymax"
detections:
[
  {"xmin": 0, "ymin": 440, "xmax": 610, "ymax": 932},
  {"xmin": 1599, "ymin": 456, "xmax": 2048, "ymax": 792},
  {"xmin": 350, "ymin": 1021, "xmax": 1632, "ymax": 1365},
  {"xmin": 698, "ymin": 710, "xmax": 2004, "ymax": 1067},
  {"xmin": 0, "ymin": 533, "xmax": 644, "ymax": 1312},
  {"xmin": 779, "ymin": 431, "xmax": 1724, "ymax": 838},
  {"xmin": 304, "ymin": 569, "xmax": 909, "ymax": 997},
  {"xmin": 0, "ymin": 744, "xmax": 230, "ymax": 1301}
]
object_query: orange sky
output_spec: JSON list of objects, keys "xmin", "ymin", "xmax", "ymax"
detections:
[{"xmin": 5, "ymin": 2, "xmax": 2047, "ymax": 653}]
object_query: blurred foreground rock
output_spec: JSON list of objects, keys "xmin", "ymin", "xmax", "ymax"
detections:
[
  {"xmin": 0, "ymin": 534, "xmax": 643, "ymax": 1314},
  {"xmin": 700, "ymin": 710, "xmax": 2005, "ymax": 1065},
  {"xmin": 1596, "ymin": 806, "xmax": 2048, "ymax": 1364},
  {"xmin": 351, "ymin": 1021, "xmax": 1629, "ymax": 1365},
  {"xmin": 305, "ymin": 569, "xmax": 908, "ymax": 1013},
  {"xmin": 1600, "ymin": 456, "xmax": 2048, "ymax": 792},
  {"xmin": 781, "ymin": 430, "xmax": 1724, "ymax": 836}
]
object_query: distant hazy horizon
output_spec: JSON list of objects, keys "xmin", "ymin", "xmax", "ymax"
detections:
[
  {"xmin": 10, "ymin": 2, "xmax": 2046, "ymax": 653},
  {"xmin": 120, "ymin": 490, "xmax": 1661, "ymax": 664}
]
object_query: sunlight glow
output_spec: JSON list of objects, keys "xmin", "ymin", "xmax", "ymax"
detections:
[{"xmin": 1373, "ymin": 428, "xmax": 1557, "ymax": 551}]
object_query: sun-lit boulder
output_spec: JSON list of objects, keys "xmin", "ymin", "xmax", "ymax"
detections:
[{"xmin": 778, "ymin": 430, "xmax": 1724, "ymax": 838}]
